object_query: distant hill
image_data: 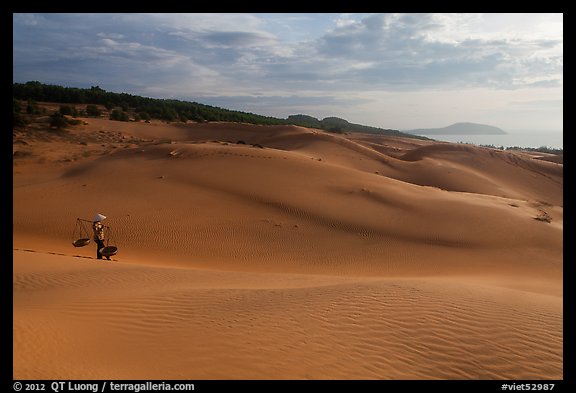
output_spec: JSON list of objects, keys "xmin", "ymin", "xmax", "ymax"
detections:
[
  {"xmin": 287, "ymin": 114, "xmax": 431, "ymax": 140},
  {"xmin": 405, "ymin": 122, "xmax": 506, "ymax": 135}
]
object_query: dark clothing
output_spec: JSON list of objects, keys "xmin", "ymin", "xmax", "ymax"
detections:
[
  {"xmin": 96, "ymin": 238, "xmax": 105, "ymax": 259},
  {"xmin": 93, "ymin": 221, "xmax": 109, "ymax": 260}
]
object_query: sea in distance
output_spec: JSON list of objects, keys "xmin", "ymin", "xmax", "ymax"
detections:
[{"xmin": 411, "ymin": 130, "xmax": 563, "ymax": 150}]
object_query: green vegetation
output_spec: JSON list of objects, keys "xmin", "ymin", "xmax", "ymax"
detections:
[
  {"xmin": 110, "ymin": 109, "xmax": 130, "ymax": 122},
  {"xmin": 59, "ymin": 105, "xmax": 78, "ymax": 117},
  {"xmin": 286, "ymin": 114, "xmax": 322, "ymax": 128},
  {"xmin": 13, "ymin": 81, "xmax": 287, "ymax": 125},
  {"xmin": 86, "ymin": 104, "xmax": 102, "ymax": 117},
  {"xmin": 138, "ymin": 112, "xmax": 151, "ymax": 122},
  {"xmin": 289, "ymin": 114, "xmax": 426, "ymax": 138},
  {"xmin": 49, "ymin": 112, "xmax": 68, "ymax": 128},
  {"xmin": 13, "ymin": 98, "xmax": 28, "ymax": 127},
  {"xmin": 26, "ymin": 99, "xmax": 42, "ymax": 115},
  {"xmin": 479, "ymin": 144, "xmax": 563, "ymax": 155},
  {"xmin": 13, "ymin": 98, "xmax": 22, "ymax": 114},
  {"xmin": 13, "ymin": 81, "xmax": 428, "ymax": 140},
  {"xmin": 49, "ymin": 111, "xmax": 83, "ymax": 129},
  {"xmin": 507, "ymin": 146, "xmax": 563, "ymax": 155}
]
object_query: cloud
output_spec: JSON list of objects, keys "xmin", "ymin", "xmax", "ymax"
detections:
[
  {"xmin": 13, "ymin": 13, "xmax": 562, "ymax": 94},
  {"xmin": 96, "ymin": 32, "xmax": 125, "ymax": 40},
  {"xmin": 12, "ymin": 13, "xmax": 562, "ymax": 131},
  {"xmin": 171, "ymin": 30, "xmax": 277, "ymax": 49},
  {"xmin": 509, "ymin": 98, "xmax": 564, "ymax": 108},
  {"xmin": 305, "ymin": 13, "xmax": 562, "ymax": 90},
  {"xmin": 13, "ymin": 13, "xmax": 46, "ymax": 26}
]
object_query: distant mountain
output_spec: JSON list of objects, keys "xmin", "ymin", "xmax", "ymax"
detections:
[
  {"xmin": 405, "ymin": 122, "xmax": 506, "ymax": 135},
  {"xmin": 287, "ymin": 114, "xmax": 430, "ymax": 140}
]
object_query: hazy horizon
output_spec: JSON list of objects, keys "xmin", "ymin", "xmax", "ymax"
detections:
[{"xmin": 13, "ymin": 13, "xmax": 563, "ymax": 133}]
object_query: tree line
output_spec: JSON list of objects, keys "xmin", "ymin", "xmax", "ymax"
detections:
[
  {"xmin": 13, "ymin": 81, "xmax": 289, "ymax": 125},
  {"xmin": 13, "ymin": 81, "xmax": 426, "ymax": 140}
]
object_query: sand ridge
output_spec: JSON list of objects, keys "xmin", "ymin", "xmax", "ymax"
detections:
[{"xmin": 13, "ymin": 117, "xmax": 563, "ymax": 379}]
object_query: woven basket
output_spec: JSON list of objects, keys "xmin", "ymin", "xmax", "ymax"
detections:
[{"xmin": 72, "ymin": 238, "xmax": 91, "ymax": 247}]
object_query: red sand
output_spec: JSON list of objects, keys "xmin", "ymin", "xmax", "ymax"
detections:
[{"xmin": 13, "ymin": 115, "xmax": 563, "ymax": 379}]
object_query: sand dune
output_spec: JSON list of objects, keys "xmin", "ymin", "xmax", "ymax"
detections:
[
  {"xmin": 13, "ymin": 117, "xmax": 563, "ymax": 379},
  {"xmin": 14, "ymin": 250, "xmax": 562, "ymax": 379}
]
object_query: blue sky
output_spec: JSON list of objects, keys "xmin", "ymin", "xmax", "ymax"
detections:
[{"xmin": 13, "ymin": 13, "xmax": 563, "ymax": 132}]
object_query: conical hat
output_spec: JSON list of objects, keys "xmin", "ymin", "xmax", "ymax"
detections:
[{"xmin": 93, "ymin": 213, "xmax": 107, "ymax": 222}]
